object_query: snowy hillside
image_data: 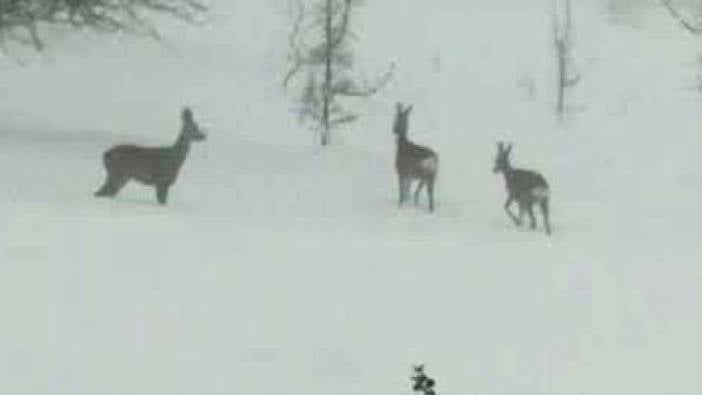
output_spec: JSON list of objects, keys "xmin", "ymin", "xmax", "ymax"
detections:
[{"xmin": 1, "ymin": 1, "xmax": 700, "ymax": 395}]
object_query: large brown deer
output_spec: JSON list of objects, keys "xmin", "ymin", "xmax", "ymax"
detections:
[
  {"xmin": 493, "ymin": 142, "xmax": 551, "ymax": 235},
  {"xmin": 393, "ymin": 103, "xmax": 438, "ymax": 212},
  {"xmin": 94, "ymin": 107, "xmax": 206, "ymax": 205}
]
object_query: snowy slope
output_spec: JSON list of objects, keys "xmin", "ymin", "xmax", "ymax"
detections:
[{"xmin": 1, "ymin": 1, "xmax": 701, "ymax": 395}]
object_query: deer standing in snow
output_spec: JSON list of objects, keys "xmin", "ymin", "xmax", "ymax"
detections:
[
  {"xmin": 393, "ymin": 103, "xmax": 439, "ymax": 212},
  {"xmin": 94, "ymin": 107, "xmax": 206, "ymax": 205},
  {"xmin": 493, "ymin": 142, "xmax": 551, "ymax": 235}
]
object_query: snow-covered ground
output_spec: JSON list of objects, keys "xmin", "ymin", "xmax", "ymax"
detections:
[{"xmin": 1, "ymin": 1, "xmax": 701, "ymax": 395}]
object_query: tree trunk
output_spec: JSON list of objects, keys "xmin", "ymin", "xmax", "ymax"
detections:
[
  {"xmin": 556, "ymin": 0, "xmax": 573, "ymax": 121},
  {"xmin": 321, "ymin": 0, "xmax": 333, "ymax": 146},
  {"xmin": 556, "ymin": 40, "xmax": 565, "ymax": 117}
]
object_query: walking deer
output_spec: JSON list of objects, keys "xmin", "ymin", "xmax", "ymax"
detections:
[
  {"xmin": 394, "ymin": 103, "xmax": 438, "ymax": 212},
  {"xmin": 493, "ymin": 142, "xmax": 551, "ymax": 235},
  {"xmin": 94, "ymin": 107, "xmax": 206, "ymax": 205}
]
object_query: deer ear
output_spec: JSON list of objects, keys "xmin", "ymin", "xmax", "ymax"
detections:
[
  {"xmin": 396, "ymin": 102, "xmax": 404, "ymax": 113},
  {"xmin": 497, "ymin": 141, "xmax": 504, "ymax": 151},
  {"xmin": 404, "ymin": 104, "xmax": 413, "ymax": 114},
  {"xmin": 506, "ymin": 143, "xmax": 513, "ymax": 154}
]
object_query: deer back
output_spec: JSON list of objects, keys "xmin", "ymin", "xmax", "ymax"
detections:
[
  {"xmin": 505, "ymin": 168, "xmax": 549, "ymax": 201},
  {"xmin": 396, "ymin": 139, "xmax": 438, "ymax": 178},
  {"xmin": 101, "ymin": 108, "xmax": 204, "ymax": 186},
  {"xmin": 103, "ymin": 143, "xmax": 187, "ymax": 185}
]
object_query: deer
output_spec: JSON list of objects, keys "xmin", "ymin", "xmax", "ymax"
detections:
[
  {"xmin": 493, "ymin": 142, "xmax": 551, "ymax": 235},
  {"xmin": 94, "ymin": 107, "xmax": 206, "ymax": 205},
  {"xmin": 393, "ymin": 103, "xmax": 439, "ymax": 212}
]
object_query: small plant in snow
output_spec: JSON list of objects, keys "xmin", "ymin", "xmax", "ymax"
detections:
[{"xmin": 411, "ymin": 364, "xmax": 437, "ymax": 395}]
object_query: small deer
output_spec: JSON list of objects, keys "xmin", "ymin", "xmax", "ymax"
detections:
[
  {"xmin": 394, "ymin": 103, "xmax": 439, "ymax": 212},
  {"xmin": 94, "ymin": 107, "xmax": 206, "ymax": 205},
  {"xmin": 493, "ymin": 142, "xmax": 551, "ymax": 235}
]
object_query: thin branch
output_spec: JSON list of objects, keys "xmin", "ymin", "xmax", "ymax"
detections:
[
  {"xmin": 330, "ymin": 0, "xmax": 351, "ymax": 49},
  {"xmin": 662, "ymin": 0, "xmax": 702, "ymax": 34},
  {"xmin": 0, "ymin": 0, "xmax": 207, "ymax": 52},
  {"xmin": 283, "ymin": 0, "xmax": 307, "ymax": 87},
  {"xmin": 565, "ymin": 72, "xmax": 581, "ymax": 87},
  {"xmin": 330, "ymin": 113, "xmax": 358, "ymax": 126},
  {"xmin": 332, "ymin": 62, "xmax": 395, "ymax": 97}
]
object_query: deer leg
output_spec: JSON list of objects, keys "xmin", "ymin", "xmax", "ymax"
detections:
[
  {"xmin": 540, "ymin": 197, "xmax": 552, "ymax": 235},
  {"xmin": 427, "ymin": 176, "xmax": 435, "ymax": 212},
  {"xmin": 94, "ymin": 175, "xmax": 115, "ymax": 197},
  {"xmin": 504, "ymin": 196, "xmax": 520, "ymax": 226},
  {"xmin": 414, "ymin": 179, "xmax": 426, "ymax": 204},
  {"xmin": 517, "ymin": 202, "xmax": 527, "ymax": 226},
  {"xmin": 95, "ymin": 173, "xmax": 128, "ymax": 197},
  {"xmin": 404, "ymin": 179, "xmax": 413, "ymax": 204},
  {"xmin": 527, "ymin": 204, "xmax": 537, "ymax": 229},
  {"xmin": 398, "ymin": 176, "xmax": 406, "ymax": 205},
  {"xmin": 156, "ymin": 184, "xmax": 170, "ymax": 205}
]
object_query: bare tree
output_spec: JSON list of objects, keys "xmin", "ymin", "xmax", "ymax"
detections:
[
  {"xmin": 0, "ymin": 0, "xmax": 207, "ymax": 53},
  {"xmin": 553, "ymin": 0, "xmax": 580, "ymax": 120},
  {"xmin": 283, "ymin": 0, "xmax": 393, "ymax": 146}
]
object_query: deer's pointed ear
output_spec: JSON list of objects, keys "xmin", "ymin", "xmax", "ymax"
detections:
[
  {"xmin": 396, "ymin": 102, "xmax": 404, "ymax": 113},
  {"xmin": 405, "ymin": 104, "xmax": 413, "ymax": 114},
  {"xmin": 506, "ymin": 143, "xmax": 513, "ymax": 154},
  {"xmin": 497, "ymin": 141, "xmax": 504, "ymax": 151}
]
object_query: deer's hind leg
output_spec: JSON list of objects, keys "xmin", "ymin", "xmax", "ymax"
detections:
[
  {"xmin": 95, "ymin": 172, "xmax": 129, "ymax": 197},
  {"xmin": 540, "ymin": 197, "xmax": 552, "ymax": 235},
  {"xmin": 526, "ymin": 203, "xmax": 537, "ymax": 229},
  {"xmin": 414, "ymin": 179, "xmax": 426, "ymax": 204},
  {"xmin": 517, "ymin": 202, "xmax": 527, "ymax": 226},
  {"xmin": 426, "ymin": 175, "xmax": 436, "ymax": 212}
]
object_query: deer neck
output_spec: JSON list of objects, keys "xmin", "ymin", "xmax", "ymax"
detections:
[
  {"xmin": 172, "ymin": 133, "xmax": 192, "ymax": 164},
  {"xmin": 397, "ymin": 134, "xmax": 411, "ymax": 149},
  {"xmin": 502, "ymin": 166, "xmax": 516, "ymax": 187}
]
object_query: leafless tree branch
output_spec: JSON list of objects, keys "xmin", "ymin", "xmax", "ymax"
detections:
[
  {"xmin": 283, "ymin": 0, "xmax": 307, "ymax": 87},
  {"xmin": 332, "ymin": 62, "xmax": 395, "ymax": 97},
  {"xmin": 0, "ymin": 0, "xmax": 208, "ymax": 52},
  {"xmin": 662, "ymin": 0, "xmax": 702, "ymax": 34}
]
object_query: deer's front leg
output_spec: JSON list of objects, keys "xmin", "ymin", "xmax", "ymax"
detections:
[
  {"xmin": 517, "ymin": 202, "xmax": 526, "ymax": 226},
  {"xmin": 414, "ymin": 179, "xmax": 426, "ymax": 204},
  {"xmin": 399, "ymin": 176, "xmax": 411, "ymax": 205},
  {"xmin": 156, "ymin": 184, "xmax": 170, "ymax": 205},
  {"xmin": 504, "ymin": 196, "xmax": 521, "ymax": 226}
]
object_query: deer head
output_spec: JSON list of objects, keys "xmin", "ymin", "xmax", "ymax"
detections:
[
  {"xmin": 493, "ymin": 141, "xmax": 513, "ymax": 174},
  {"xmin": 181, "ymin": 107, "xmax": 207, "ymax": 142},
  {"xmin": 393, "ymin": 102, "xmax": 413, "ymax": 139}
]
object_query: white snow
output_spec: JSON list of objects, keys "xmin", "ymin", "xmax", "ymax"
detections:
[{"xmin": 1, "ymin": 1, "xmax": 700, "ymax": 395}]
